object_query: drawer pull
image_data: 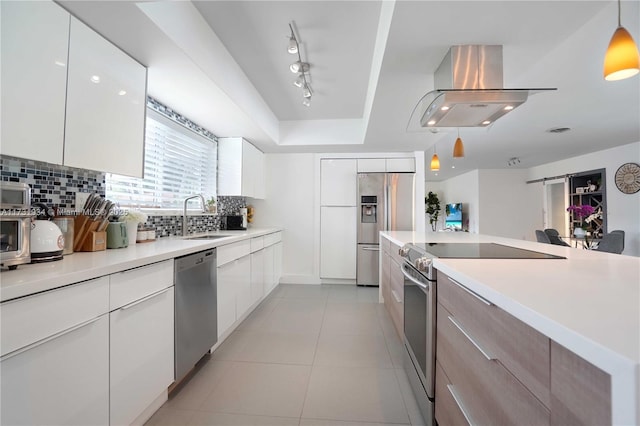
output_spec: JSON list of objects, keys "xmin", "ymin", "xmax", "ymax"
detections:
[
  {"xmin": 447, "ymin": 384, "xmax": 475, "ymax": 426},
  {"xmin": 119, "ymin": 287, "xmax": 171, "ymax": 311},
  {"xmin": 1, "ymin": 315, "xmax": 103, "ymax": 362},
  {"xmin": 362, "ymin": 247, "xmax": 380, "ymax": 252},
  {"xmin": 448, "ymin": 315, "xmax": 495, "ymax": 361},
  {"xmin": 391, "ymin": 289, "xmax": 402, "ymax": 303},
  {"xmin": 447, "ymin": 277, "xmax": 492, "ymax": 306}
]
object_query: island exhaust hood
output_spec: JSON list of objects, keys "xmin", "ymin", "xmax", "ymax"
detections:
[{"xmin": 408, "ymin": 45, "xmax": 556, "ymax": 129}]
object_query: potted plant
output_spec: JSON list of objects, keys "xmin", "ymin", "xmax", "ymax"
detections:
[
  {"xmin": 206, "ymin": 197, "xmax": 217, "ymax": 214},
  {"xmin": 425, "ymin": 191, "xmax": 441, "ymax": 231},
  {"xmin": 122, "ymin": 210, "xmax": 148, "ymax": 245}
]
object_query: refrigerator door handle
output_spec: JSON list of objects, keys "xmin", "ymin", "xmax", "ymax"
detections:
[{"xmin": 384, "ymin": 173, "xmax": 389, "ymax": 230}]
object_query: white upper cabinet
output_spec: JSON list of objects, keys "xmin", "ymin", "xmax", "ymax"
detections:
[
  {"xmin": 64, "ymin": 17, "xmax": 147, "ymax": 177},
  {"xmin": 320, "ymin": 159, "xmax": 357, "ymax": 206},
  {"xmin": 1, "ymin": 1, "xmax": 69, "ymax": 164},
  {"xmin": 386, "ymin": 158, "xmax": 415, "ymax": 172},
  {"xmin": 357, "ymin": 159, "xmax": 386, "ymax": 173},
  {"xmin": 218, "ymin": 137, "xmax": 265, "ymax": 199}
]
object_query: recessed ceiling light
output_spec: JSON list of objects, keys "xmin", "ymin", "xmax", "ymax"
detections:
[
  {"xmin": 451, "ymin": 165, "xmax": 455, "ymax": 169},
  {"xmin": 482, "ymin": 120, "xmax": 491, "ymax": 125},
  {"xmin": 427, "ymin": 120, "xmax": 436, "ymax": 126},
  {"xmin": 504, "ymin": 105, "xmax": 514, "ymax": 110},
  {"xmin": 118, "ymin": 90, "xmax": 127, "ymax": 96},
  {"xmin": 90, "ymin": 75, "xmax": 100, "ymax": 84},
  {"xmin": 54, "ymin": 60, "xmax": 66, "ymax": 67},
  {"xmin": 440, "ymin": 106, "xmax": 450, "ymax": 111}
]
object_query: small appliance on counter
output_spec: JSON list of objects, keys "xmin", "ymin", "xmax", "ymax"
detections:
[
  {"xmin": 240, "ymin": 208, "xmax": 248, "ymax": 229},
  {"xmin": 222, "ymin": 215, "xmax": 246, "ymax": 230},
  {"xmin": 107, "ymin": 222, "xmax": 129, "ymax": 249},
  {"xmin": 0, "ymin": 182, "xmax": 32, "ymax": 270},
  {"xmin": 30, "ymin": 203, "xmax": 64, "ymax": 263},
  {"xmin": 53, "ymin": 216, "xmax": 74, "ymax": 255}
]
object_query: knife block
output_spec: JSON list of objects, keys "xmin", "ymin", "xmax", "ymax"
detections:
[{"xmin": 77, "ymin": 231, "xmax": 107, "ymax": 252}]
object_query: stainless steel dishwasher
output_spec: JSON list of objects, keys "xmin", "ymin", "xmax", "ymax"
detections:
[{"xmin": 174, "ymin": 249, "xmax": 217, "ymax": 382}]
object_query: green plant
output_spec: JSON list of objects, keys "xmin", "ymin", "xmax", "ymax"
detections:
[{"xmin": 425, "ymin": 191, "xmax": 441, "ymax": 231}]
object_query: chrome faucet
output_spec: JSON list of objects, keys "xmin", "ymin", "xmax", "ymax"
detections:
[{"xmin": 183, "ymin": 194, "xmax": 207, "ymax": 236}]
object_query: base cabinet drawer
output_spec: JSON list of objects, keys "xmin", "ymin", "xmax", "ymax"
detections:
[
  {"xmin": 437, "ymin": 271, "xmax": 550, "ymax": 406},
  {"xmin": 387, "ymin": 258, "xmax": 404, "ymax": 338},
  {"xmin": 435, "ymin": 361, "xmax": 470, "ymax": 426},
  {"xmin": 436, "ymin": 303, "xmax": 550, "ymax": 426},
  {"xmin": 1, "ymin": 314, "xmax": 109, "ymax": 426}
]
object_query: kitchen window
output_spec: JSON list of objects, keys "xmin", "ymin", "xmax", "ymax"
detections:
[{"xmin": 106, "ymin": 108, "xmax": 217, "ymax": 210}]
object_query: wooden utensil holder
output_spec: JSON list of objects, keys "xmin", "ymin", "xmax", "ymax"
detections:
[{"xmin": 77, "ymin": 231, "xmax": 107, "ymax": 252}]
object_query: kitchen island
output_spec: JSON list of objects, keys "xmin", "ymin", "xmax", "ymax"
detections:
[{"xmin": 381, "ymin": 230, "xmax": 639, "ymax": 426}]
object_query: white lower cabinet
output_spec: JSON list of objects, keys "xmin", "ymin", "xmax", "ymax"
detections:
[
  {"xmin": 264, "ymin": 244, "xmax": 275, "ymax": 293},
  {"xmin": 217, "ymin": 255, "xmax": 251, "ymax": 337},
  {"xmin": 320, "ymin": 206, "xmax": 357, "ymax": 279},
  {"xmin": 0, "ymin": 314, "xmax": 109, "ymax": 426},
  {"xmin": 251, "ymin": 249, "xmax": 265, "ymax": 305},
  {"xmin": 274, "ymin": 241, "xmax": 283, "ymax": 285},
  {"xmin": 109, "ymin": 287, "xmax": 174, "ymax": 426}
]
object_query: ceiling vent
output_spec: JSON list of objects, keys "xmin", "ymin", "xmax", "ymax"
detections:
[
  {"xmin": 408, "ymin": 45, "xmax": 556, "ymax": 129},
  {"xmin": 547, "ymin": 127, "xmax": 571, "ymax": 133}
]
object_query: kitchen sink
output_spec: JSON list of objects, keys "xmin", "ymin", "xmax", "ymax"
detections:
[{"xmin": 185, "ymin": 235, "xmax": 230, "ymax": 240}]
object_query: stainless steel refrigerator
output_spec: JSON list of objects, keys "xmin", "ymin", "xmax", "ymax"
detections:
[{"xmin": 357, "ymin": 173, "xmax": 415, "ymax": 286}]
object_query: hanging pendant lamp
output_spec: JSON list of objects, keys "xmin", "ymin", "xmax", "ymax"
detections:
[
  {"xmin": 453, "ymin": 129, "xmax": 465, "ymax": 158},
  {"xmin": 430, "ymin": 146, "xmax": 440, "ymax": 171},
  {"xmin": 604, "ymin": 0, "xmax": 640, "ymax": 81}
]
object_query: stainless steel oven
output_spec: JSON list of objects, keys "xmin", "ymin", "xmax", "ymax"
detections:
[
  {"xmin": 1, "ymin": 182, "xmax": 32, "ymax": 270},
  {"xmin": 400, "ymin": 246, "xmax": 436, "ymax": 425}
]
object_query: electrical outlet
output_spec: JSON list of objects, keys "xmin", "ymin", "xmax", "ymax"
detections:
[{"xmin": 75, "ymin": 192, "xmax": 90, "ymax": 211}]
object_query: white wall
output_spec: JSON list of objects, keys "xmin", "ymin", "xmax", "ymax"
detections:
[
  {"xmin": 478, "ymin": 169, "xmax": 540, "ymax": 240},
  {"xmin": 432, "ymin": 170, "xmax": 480, "ymax": 233},
  {"xmin": 527, "ymin": 142, "xmax": 640, "ymax": 256},
  {"xmin": 251, "ymin": 153, "xmax": 318, "ymax": 283}
]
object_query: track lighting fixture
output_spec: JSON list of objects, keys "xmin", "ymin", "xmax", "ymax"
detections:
[
  {"xmin": 430, "ymin": 146, "xmax": 440, "ymax": 171},
  {"xmin": 604, "ymin": 0, "xmax": 639, "ymax": 81},
  {"xmin": 507, "ymin": 157, "xmax": 521, "ymax": 167},
  {"xmin": 287, "ymin": 21, "xmax": 313, "ymax": 107},
  {"xmin": 453, "ymin": 128, "xmax": 465, "ymax": 158}
]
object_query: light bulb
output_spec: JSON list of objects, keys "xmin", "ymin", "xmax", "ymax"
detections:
[
  {"xmin": 303, "ymin": 84, "xmax": 312, "ymax": 98},
  {"xmin": 293, "ymin": 75, "xmax": 304, "ymax": 88},
  {"xmin": 288, "ymin": 37, "xmax": 298, "ymax": 54},
  {"xmin": 290, "ymin": 61, "xmax": 309, "ymax": 73},
  {"xmin": 302, "ymin": 98, "xmax": 311, "ymax": 107}
]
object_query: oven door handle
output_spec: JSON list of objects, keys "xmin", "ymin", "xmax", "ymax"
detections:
[{"xmin": 401, "ymin": 264, "xmax": 430, "ymax": 291}]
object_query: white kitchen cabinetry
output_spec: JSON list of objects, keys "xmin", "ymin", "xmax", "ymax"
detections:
[
  {"xmin": 217, "ymin": 240, "xmax": 252, "ymax": 338},
  {"xmin": 274, "ymin": 241, "xmax": 283, "ymax": 285},
  {"xmin": 1, "ymin": 1, "xmax": 69, "ymax": 164},
  {"xmin": 218, "ymin": 137, "xmax": 265, "ymax": 199},
  {"xmin": 0, "ymin": 277, "xmax": 110, "ymax": 426},
  {"xmin": 64, "ymin": 17, "xmax": 147, "ymax": 178},
  {"xmin": 386, "ymin": 158, "xmax": 415, "ymax": 172},
  {"xmin": 320, "ymin": 206, "xmax": 357, "ymax": 279},
  {"xmin": 250, "ymin": 237, "xmax": 265, "ymax": 305},
  {"xmin": 357, "ymin": 158, "xmax": 386, "ymax": 173},
  {"xmin": 109, "ymin": 261, "xmax": 174, "ymax": 426},
  {"xmin": 320, "ymin": 159, "xmax": 357, "ymax": 206}
]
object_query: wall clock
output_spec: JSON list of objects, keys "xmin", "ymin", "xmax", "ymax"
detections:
[{"xmin": 614, "ymin": 162, "xmax": 640, "ymax": 194}]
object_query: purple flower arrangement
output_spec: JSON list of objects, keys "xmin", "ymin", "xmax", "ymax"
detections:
[{"xmin": 566, "ymin": 204, "xmax": 595, "ymax": 219}]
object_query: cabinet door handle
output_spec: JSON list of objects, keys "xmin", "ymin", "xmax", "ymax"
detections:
[
  {"xmin": 447, "ymin": 277, "xmax": 492, "ymax": 306},
  {"xmin": 401, "ymin": 264, "xmax": 429, "ymax": 291},
  {"xmin": 362, "ymin": 247, "xmax": 380, "ymax": 251},
  {"xmin": 1, "ymin": 315, "xmax": 103, "ymax": 362},
  {"xmin": 119, "ymin": 287, "xmax": 171, "ymax": 311},
  {"xmin": 448, "ymin": 316, "xmax": 495, "ymax": 361},
  {"xmin": 447, "ymin": 384, "xmax": 475, "ymax": 426},
  {"xmin": 391, "ymin": 289, "xmax": 402, "ymax": 304}
]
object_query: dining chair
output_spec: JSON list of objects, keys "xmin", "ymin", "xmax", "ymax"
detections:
[
  {"xmin": 593, "ymin": 230, "xmax": 625, "ymax": 254},
  {"xmin": 535, "ymin": 230, "xmax": 551, "ymax": 244},
  {"xmin": 544, "ymin": 229, "xmax": 571, "ymax": 247}
]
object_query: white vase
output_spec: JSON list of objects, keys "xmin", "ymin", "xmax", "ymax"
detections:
[
  {"xmin": 126, "ymin": 221, "xmax": 139, "ymax": 245},
  {"xmin": 573, "ymin": 227, "xmax": 586, "ymax": 238}
]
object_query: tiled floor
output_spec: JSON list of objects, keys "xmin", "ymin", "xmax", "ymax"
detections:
[{"xmin": 146, "ymin": 284, "xmax": 425, "ymax": 426}]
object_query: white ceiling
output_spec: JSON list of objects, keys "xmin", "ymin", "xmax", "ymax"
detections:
[{"xmin": 58, "ymin": 0, "xmax": 640, "ymax": 181}]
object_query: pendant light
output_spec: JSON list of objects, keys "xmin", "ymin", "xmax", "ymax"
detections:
[
  {"xmin": 430, "ymin": 146, "xmax": 440, "ymax": 171},
  {"xmin": 453, "ymin": 128, "xmax": 465, "ymax": 158},
  {"xmin": 604, "ymin": 0, "xmax": 640, "ymax": 81}
]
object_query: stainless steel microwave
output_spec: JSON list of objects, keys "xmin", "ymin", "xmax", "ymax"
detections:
[{"xmin": 1, "ymin": 182, "xmax": 32, "ymax": 270}]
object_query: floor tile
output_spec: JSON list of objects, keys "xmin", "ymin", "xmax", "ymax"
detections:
[
  {"xmin": 301, "ymin": 419, "xmax": 408, "ymax": 426},
  {"xmin": 188, "ymin": 411, "xmax": 299, "ymax": 426},
  {"xmin": 383, "ymin": 329, "xmax": 406, "ymax": 368},
  {"xmin": 167, "ymin": 360, "xmax": 232, "ymax": 410},
  {"xmin": 262, "ymin": 298, "xmax": 326, "ymax": 334},
  {"xmin": 214, "ymin": 330, "xmax": 319, "ymax": 365},
  {"xmin": 282, "ymin": 284, "xmax": 331, "ymax": 299},
  {"xmin": 322, "ymin": 303, "xmax": 383, "ymax": 335},
  {"xmin": 237, "ymin": 297, "xmax": 283, "ymax": 331},
  {"xmin": 145, "ymin": 406, "xmax": 196, "ymax": 426},
  {"xmin": 302, "ymin": 366, "xmax": 410, "ymax": 424},
  {"xmin": 199, "ymin": 361, "xmax": 312, "ymax": 418},
  {"xmin": 393, "ymin": 369, "xmax": 426, "ymax": 426},
  {"xmin": 314, "ymin": 333, "xmax": 393, "ymax": 368}
]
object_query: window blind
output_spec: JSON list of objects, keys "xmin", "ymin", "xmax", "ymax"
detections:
[{"xmin": 106, "ymin": 109, "xmax": 217, "ymax": 209}]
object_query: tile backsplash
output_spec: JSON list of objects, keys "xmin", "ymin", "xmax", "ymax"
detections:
[{"xmin": 0, "ymin": 154, "xmax": 243, "ymax": 237}]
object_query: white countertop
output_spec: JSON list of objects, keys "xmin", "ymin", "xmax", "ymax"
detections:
[
  {"xmin": 383, "ymin": 230, "xmax": 640, "ymax": 425},
  {"xmin": 0, "ymin": 228, "xmax": 282, "ymax": 303}
]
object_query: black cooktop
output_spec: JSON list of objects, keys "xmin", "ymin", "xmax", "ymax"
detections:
[{"xmin": 409, "ymin": 243, "xmax": 565, "ymax": 260}]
